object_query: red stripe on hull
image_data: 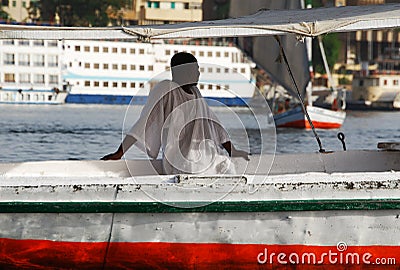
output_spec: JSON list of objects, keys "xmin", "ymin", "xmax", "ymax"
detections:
[
  {"xmin": 1, "ymin": 238, "xmax": 399, "ymax": 269},
  {"xmin": 277, "ymin": 120, "xmax": 342, "ymax": 129}
]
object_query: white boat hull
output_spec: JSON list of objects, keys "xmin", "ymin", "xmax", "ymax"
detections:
[
  {"xmin": 274, "ymin": 106, "xmax": 346, "ymax": 129},
  {"xmin": 0, "ymin": 150, "xmax": 399, "ymax": 268}
]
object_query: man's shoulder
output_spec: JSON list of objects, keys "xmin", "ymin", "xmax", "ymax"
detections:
[{"xmin": 152, "ymin": 80, "xmax": 180, "ymax": 95}]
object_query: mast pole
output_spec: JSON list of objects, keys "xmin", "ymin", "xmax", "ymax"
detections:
[{"xmin": 305, "ymin": 0, "xmax": 313, "ymax": 107}]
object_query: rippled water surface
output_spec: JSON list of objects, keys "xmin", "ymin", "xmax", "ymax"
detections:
[{"xmin": 1, "ymin": 104, "xmax": 399, "ymax": 162}]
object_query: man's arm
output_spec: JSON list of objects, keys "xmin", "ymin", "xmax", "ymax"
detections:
[
  {"xmin": 101, "ymin": 135, "xmax": 137, "ymax": 160},
  {"xmin": 222, "ymin": 141, "xmax": 250, "ymax": 161}
]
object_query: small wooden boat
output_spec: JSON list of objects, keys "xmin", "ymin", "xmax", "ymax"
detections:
[
  {"xmin": 0, "ymin": 150, "xmax": 399, "ymax": 268},
  {"xmin": 274, "ymin": 105, "xmax": 346, "ymax": 129}
]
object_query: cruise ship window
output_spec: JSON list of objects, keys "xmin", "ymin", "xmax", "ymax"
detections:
[
  {"xmin": 48, "ymin": 55, "xmax": 58, "ymax": 67},
  {"xmin": 121, "ymin": 64, "xmax": 127, "ymax": 70},
  {"xmin": 103, "ymin": 47, "xmax": 109, "ymax": 53},
  {"xmin": 19, "ymin": 73, "xmax": 30, "ymax": 83},
  {"xmin": 199, "ymin": 84, "xmax": 204, "ymax": 90},
  {"xmin": 84, "ymin": 46, "xmax": 90, "ymax": 52},
  {"xmin": 139, "ymin": 83, "xmax": 144, "ymax": 88},
  {"xmin": 103, "ymin": 82, "xmax": 109, "ymax": 87},
  {"xmin": 4, "ymin": 53, "xmax": 15, "ymax": 65},
  {"xmin": 216, "ymin": 68, "xmax": 221, "ymax": 73},
  {"xmin": 33, "ymin": 74, "xmax": 45, "ymax": 84},
  {"xmin": 18, "ymin": 53, "xmax": 30, "ymax": 66},
  {"xmin": 33, "ymin": 54, "xmax": 45, "ymax": 67},
  {"xmin": 48, "ymin": 41, "xmax": 58, "ymax": 47},
  {"xmin": 383, "ymin": 79, "xmax": 388, "ymax": 86},
  {"xmin": 112, "ymin": 82, "xmax": 118, "ymax": 87},
  {"xmin": 199, "ymin": 51, "xmax": 204, "ymax": 57},
  {"xmin": 240, "ymin": 68, "xmax": 246, "ymax": 74},
  {"xmin": 112, "ymin": 64, "xmax": 118, "ymax": 70},
  {"xmin": 139, "ymin": 49, "xmax": 145, "ymax": 54},
  {"xmin": 4, "ymin": 73, "xmax": 15, "ymax": 82},
  {"xmin": 3, "ymin": 40, "xmax": 14, "ymax": 45},
  {"xmin": 225, "ymin": 85, "xmax": 229, "ymax": 89},
  {"xmin": 103, "ymin": 63, "xmax": 109, "ymax": 69},
  {"xmin": 130, "ymin": 48, "xmax": 135, "ymax": 54},
  {"xmin": 94, "ymin": 46, "xmax": 99, "ymax": 52},
  {"xmin": 94, "ymin": 63, "xmax": 100, "ymax": 69},
  {"xmin": 200, "ymin": 67, "xmax": 204, "ymax": 72},
  {"xmin": 84, "ymin": 81, "xmax": 90, "ymax": 86},
  {"xmin": 216, "ymin": 85, "xmax": 221, "ymax": 90},
  {"xmin": 139, "ymin": 65, "xmax": 145, "ymax": 71},
  {"xmin": 49, "ymin": 75, "xmax": 58, "ymax": 84},
  {"xmin": 208, "ymin": 67, "xmax": 212, "ymax": 73},
  {"xmin": 148, "ymin": 65, "xmax": 154, "ymax": 71},
  {"xmin": 207, "ymin": 51, "xmax": 212, "ymax": 57},
  {"xmin": 121, "ymin": 48, "xmax": 127, "ymax": 54},
  {"xmin": 216, "ymin": 52, "xmax": 221, "ymax": 57},
  {"xmin": 84, "ymin": 63, "xmax": 90, "ymax": 69},
  {"xmin": 112, "ymin": 48, "xmax": 118, "ymax": 53},
  {"xmin": 33, "ymin": 40, "xmax": 44, "ymax": 46},
  {"xmin": 224, "ymin": 52, "xmax": 229, "ymax": 57},
  {"xmin": 233, "ymin": 68, "xmax": 237, "ymax": 73},
  {"xmin": 394, "ymin": 80, "xmax": 399, "ymax": 86},
  {"xmin": 19, "ymin": 40, "xmax": 30, "ymax": 46},
  {"xmin": 130, "ymin": 65, "xmax": 136, "ymax": 70},
  {"xmin": 208, "ymin": 85, "xmax": 213, "ymax": 90},
  {"xmin": 79, "ymin": 62, "xmax": 82, "ymax": 67},
  {"xmin": 166, "ymin": 50, "xmax": 171, "ymax": 56},
  {"xmin": 224, "ymin": 68, "xmax": 229, "ymax": 73},
  {"xmin": 94, "ymin": 81, "xmax": 99, "ymax": 87},
  {"xmin": 75, "ymin": 46, "xmax": 81, "ymax": 51},
  {"xmin": 130, "ymin": 82, "xmax": 136, "ymax": 88},
  {"xmin": 122, "ymin": 82, "xmax": 127, "ymax": 88}
]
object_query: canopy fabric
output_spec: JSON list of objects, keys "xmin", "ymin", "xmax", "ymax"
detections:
[
  {"xmin": 1, "ymin": 4, "xmax": 400, "ymax": 40},
  {"xmin": 124, "ymin": 4, "xmax": 400, "ymax": 40},
  {"xmin": 0, "ymin": 25, "xmax": 131, "ymax": 40}
]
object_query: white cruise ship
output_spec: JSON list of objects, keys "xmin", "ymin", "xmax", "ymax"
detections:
[
  {"xmin": 0, "ymin": 39, "xmax": 256, "ymax": 106},
  {"xmin": 0, "ymin": 39, "xmax": 67, "ymax": 104}
]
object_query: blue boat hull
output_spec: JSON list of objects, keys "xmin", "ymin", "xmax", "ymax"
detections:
[{"xmin": 65, "ymin": 94, "xmax": 251, "ymax": 106}]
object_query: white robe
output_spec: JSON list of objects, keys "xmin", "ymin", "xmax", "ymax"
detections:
[{"xmin": 128, "ymin": 80, "xmax": 235, "ymax": 175}]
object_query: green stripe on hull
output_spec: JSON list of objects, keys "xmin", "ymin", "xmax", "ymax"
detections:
[{"xmin": 1, "ymin": 199, "xmax": 400, "ymax": 213}]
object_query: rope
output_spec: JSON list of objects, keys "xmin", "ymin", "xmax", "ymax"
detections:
[{"xmin": 274, "ymin": 35, "xmax": 325, "ymax": 153}]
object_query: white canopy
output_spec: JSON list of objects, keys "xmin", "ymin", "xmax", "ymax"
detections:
[{"xmin": 1, "ymin": 4, "xmax": 400, "ymax": 40}]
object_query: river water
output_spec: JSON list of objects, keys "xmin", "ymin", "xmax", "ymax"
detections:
[{"xmin": 1, "ymin": 104, "xmax": 399, "ymax": 163}]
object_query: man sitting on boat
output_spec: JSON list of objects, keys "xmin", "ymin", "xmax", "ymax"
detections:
[{"xmin": 101, "ymin": 52, "xmax": 248, "ymax": 174}]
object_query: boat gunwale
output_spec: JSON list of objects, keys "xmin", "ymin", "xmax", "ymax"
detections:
[{"xmin": 1, "ymin": 198, "xmax": 400, "ymax": 213}]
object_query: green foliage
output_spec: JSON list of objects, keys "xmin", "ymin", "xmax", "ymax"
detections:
[
  {"xmin": 312, "ymin": 33, "xmax": 341, "ymax": 74},
  {"xmin": 39, "ymin": 0, "xmax": 124, "ymax": 26},
  {"xmin": 0, "ymin": 3, "xmax": 10, "ymax": 20},
  {"xmin": 338, "ymin": 77, "xmax": 351, "ymax": 85}
]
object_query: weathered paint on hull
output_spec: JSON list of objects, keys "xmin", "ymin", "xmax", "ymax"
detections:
[
  {"xmin": 1, "ymin": 155, "xmax": 399, "ymax": 268},
  {"xmin": 1, "ymin": 239, "xmax": 399, "ymax": 269}
]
